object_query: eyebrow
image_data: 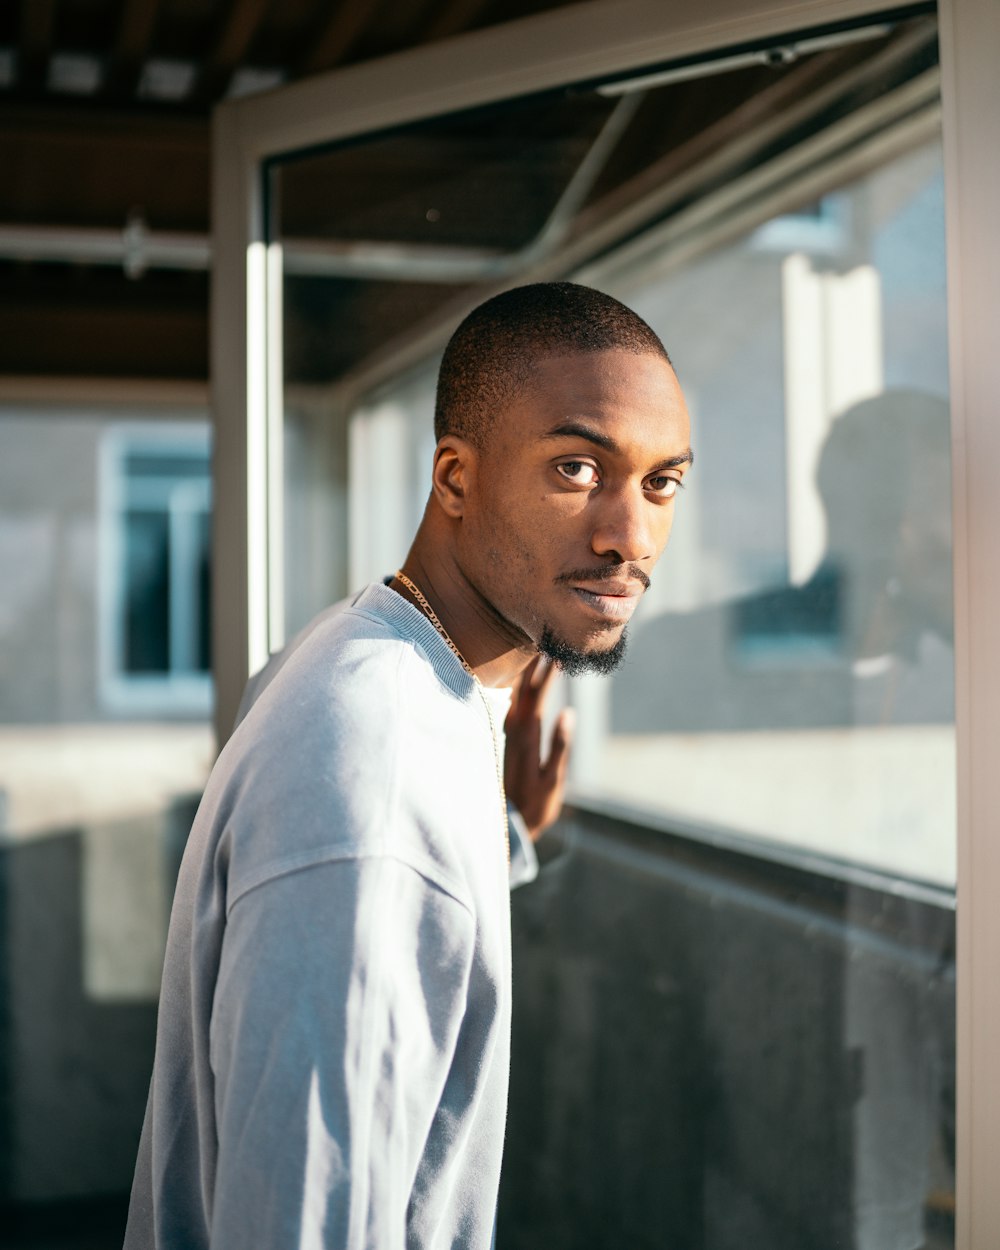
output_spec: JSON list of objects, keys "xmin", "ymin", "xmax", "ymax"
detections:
[{"xmin": 542, "ymin": 420, "xmax": 694, "ymax": 468}]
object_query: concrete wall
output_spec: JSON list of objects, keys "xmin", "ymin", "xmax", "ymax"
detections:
[
  {"xmin": 0, "ymin": 414, "xmax": 105, "ymax": 725},
  {"xmin": 0, "ymin": 408, "xmax": 208, "ymax": 727}
]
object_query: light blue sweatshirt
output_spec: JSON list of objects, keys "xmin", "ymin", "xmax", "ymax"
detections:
[{"xmin": 125, "ymin": 583, "xmax": 531, "ymax": 1249}]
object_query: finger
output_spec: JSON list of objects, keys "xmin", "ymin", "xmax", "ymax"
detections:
[
  {"xmin": 519, "ymin": 654, "xmax": 541, "ymax": 688},
  {"xmin": 505, "ymin": 706, "xmax": 541, "ymax": 772},
  {"xmin": 519, "ymin": 655, "xmax": 556, "ymax": 717},
  {"xmin": 543, "ymin": 706, "xmax": 575, "ymax": 777},
  {"xmin": 508, "ymin": 656, "xmax": 543, "ymax": 723},
  {"xmin": 506, "ymin": 659, "xmax": 533, "ymax": 724},
  {"xmin": 534, "ymin": 656, "xmax": 559, "ymax": 701}
]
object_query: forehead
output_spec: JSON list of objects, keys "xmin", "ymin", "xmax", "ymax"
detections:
[{"xmin": 502, "ymin": 349, "xmax": 689, "ymax": 447}]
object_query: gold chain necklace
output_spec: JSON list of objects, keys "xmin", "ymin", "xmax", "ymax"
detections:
[{"xmin": 394, "ymin": 569, "xmax": 511, "ymax": 868}]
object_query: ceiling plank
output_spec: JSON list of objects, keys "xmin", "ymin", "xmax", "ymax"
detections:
[
  {"xmin": 0, "ymin": 104, "xmax": 210, "ymax": 233},
  {"xmin": 421, "ymin": 0, "xmax": 495, "ymax": 44},
  {"xmin": 104, "ymin": 0, "xmax": 163, "ymax": 100},
  {"xmin": 297, "ymin": 0, "xmax": 386, "ymax": 77},
  {"xmin": 192, "ymin": 0, "xmax": 274, "ymax": 103},
  {"xmin": 18, "ymin": 0, "xmax": 57, "ymax": 91},
  {"xmin": 0, "ymin": 266, "xmax": 209, "ymax": 379}
]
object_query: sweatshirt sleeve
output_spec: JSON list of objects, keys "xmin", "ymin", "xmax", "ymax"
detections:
[
  {"xmin": 506, "ymin": 801, "xmax": 539, "ymax": 889},
  {"xmin": 207, "ymin": 855, "xmax": 476, "ymax": 1250}
]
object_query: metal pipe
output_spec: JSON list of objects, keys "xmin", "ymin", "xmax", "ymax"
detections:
[
  {"xmin": 0, "ymin": 216, "xmax": 211, "ymax": 276},
  {"xmin": 0, "ymin": 96, "xmax": 640, "ymax": 283},
  {"xmin": 596, "ymin": 23, "xmax": 892, "ymax": 96}
]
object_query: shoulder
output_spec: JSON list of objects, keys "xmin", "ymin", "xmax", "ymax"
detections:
[
  {"xmin": 237, "ymin": 581, "xmax": 470, "ymax": 727},
  {"xmin": 225, "ymin": 612, "xmax": 410, "ymax": 818},
  {"xmin": 199, "ymin": 601, "xmax": 477, "ymax": 910},
  {"xmin": 238, "ymin": 585, "xmax": 399, "ymax": 716}
]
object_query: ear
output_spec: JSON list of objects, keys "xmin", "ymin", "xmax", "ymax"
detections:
[{"xmin": 431, "ymin": 435, "xmax": 477, "ymax": 519}]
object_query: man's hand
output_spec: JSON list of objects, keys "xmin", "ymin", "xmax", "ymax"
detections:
[{"xmin": 503, "ymin": 657, "xmax": 574, "ymax": 842}]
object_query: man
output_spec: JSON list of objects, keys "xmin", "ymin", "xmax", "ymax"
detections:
[{"xmin": 124, "ymin": 282, "xmax": 692, "ymax": 1249}]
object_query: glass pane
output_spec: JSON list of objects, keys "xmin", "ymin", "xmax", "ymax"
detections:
[
  {"xmin": 266, "ymin": 16, "xmax": 954, "ymax": 1249},
  {"xmin": 586, "ymin": 136, "xmax": 956, "ymax": 887},
  {"xmin": 195, "ymin": 508, "xmax": 212, "ymax": 671},
  {"xmin": 124, "ymin": 510, "xmax": 170, "ymax": 673}
]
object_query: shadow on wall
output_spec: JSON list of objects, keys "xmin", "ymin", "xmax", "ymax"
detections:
[{"xmin": 0, "ymin": 796, "xmax": 196, "ymax": 1229}]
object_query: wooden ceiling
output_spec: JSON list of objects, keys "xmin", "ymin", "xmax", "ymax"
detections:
[
  {"xmin": 0, "ymin": 0, "xmax": 581, "ymax": 381},
  {"xmin": 0, "ymin": 3, "xmax": 937, "ymax": 385},
  {"xmin": 0, "ymin": 0, "xmax": 584, "ymax": 110}
]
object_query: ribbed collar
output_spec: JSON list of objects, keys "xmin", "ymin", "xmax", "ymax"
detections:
[{"xmin": 353, "ymin": 581, "xmax": 480, "ymax": 703}]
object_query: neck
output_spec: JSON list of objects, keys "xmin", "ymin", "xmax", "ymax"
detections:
[{"xmin": 392, "ymin": 530, "xmax": 535, "ymax": 689}]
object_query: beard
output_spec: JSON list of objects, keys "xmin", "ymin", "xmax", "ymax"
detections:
[{"xmin": 539, "ymin": 624, "xmax": 629, "ymax": 676}]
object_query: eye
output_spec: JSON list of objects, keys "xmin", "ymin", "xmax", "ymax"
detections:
[
  {"xmin": 645, "ymin": 474, "xmax": 682, "ymax": 499},
  {"xmin": 556, "ymin": 460, "xmax": 600, "ymax": 487}
]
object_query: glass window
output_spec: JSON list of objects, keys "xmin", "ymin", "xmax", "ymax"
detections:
[
  {"xmin": 99, "ymin": 424, "xmax": 212, "ymax": 715},
  {"xmin": 270, "ymin": 15, "xmax": 952, "ymax": 888},
  {"xmin": 238, "ymin": 9, "xmax": 955, "ymax": 1250},
  {"xmin": 577, "ymin": 137, "xmax": 954, "ymax": 887},
  {"xmin": 263, "ymin": 22, "xmax": 954, "ymax": 1247}
]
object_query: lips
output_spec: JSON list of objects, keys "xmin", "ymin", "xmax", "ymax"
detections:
[{"xmin": 570, "ymin": 581, "xmax": 644, "ymax": 622}]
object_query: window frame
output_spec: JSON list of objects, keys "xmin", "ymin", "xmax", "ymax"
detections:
[{"xmin": 211, "ymin": 0, "xmax": 1000, "ymax": 1239}]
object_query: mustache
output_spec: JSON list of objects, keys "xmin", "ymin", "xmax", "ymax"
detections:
[{"xmin": 556, "ymin": 564, "xmax": 651, "ymax": 591}]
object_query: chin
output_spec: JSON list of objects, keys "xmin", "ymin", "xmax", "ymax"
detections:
[{"xmin": 538, "ymin": 625, "xmax": 629, "ymax": 677}]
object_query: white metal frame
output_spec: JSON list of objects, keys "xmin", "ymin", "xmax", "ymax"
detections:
[
  {"xmin": 938, "ymin": 1, "xmax": 1000, "ymax": 1242},
  {"xmin": 212, "ymin": 0, "xmax": 1000, "ymax": 1240}
]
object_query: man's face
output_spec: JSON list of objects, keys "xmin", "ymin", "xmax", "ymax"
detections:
[{"xmin": 458, "ymin": 348, "xmax": 692, "ymax": 672}]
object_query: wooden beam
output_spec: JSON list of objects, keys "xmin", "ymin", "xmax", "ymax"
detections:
[
  {"xmin": 0, "ymin": 375, "xmax": 209, "ymax": 405},
  {"xmin": 192, "ymin": 0, "xmax": 274, "ymax": 103},
  {"xmin": 297, "ymin": 0, "xmax": 386, "ymax": 76},
  {"xmin": 104, "ymin": 0, "xmax": 163, "ymax": 100},
  {"xmin": 18, "ymin": 0, "xmax": 56, "ymax": 91}
]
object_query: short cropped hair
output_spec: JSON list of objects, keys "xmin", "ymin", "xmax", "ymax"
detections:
[{"xmin": 434, "ymin": 282, "xmax": 671, "ymax": 447}]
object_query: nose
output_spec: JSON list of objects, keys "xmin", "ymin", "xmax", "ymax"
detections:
[{"xmin": 589, "ymin": 485, "xmax": 662, "ymax": 565}]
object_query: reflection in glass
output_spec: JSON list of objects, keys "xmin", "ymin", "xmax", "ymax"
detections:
[{"xmin": 592, "ymin": 140, "xmax": 954, "ymax": 886}]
